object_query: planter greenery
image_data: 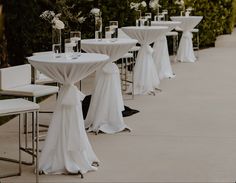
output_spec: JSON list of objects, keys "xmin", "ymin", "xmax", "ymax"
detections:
[{"xmin": 2, "ymin": 0, "xmax": 236, "ymax": 66}]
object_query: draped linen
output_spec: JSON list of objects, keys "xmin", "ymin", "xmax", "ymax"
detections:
[
  {"xmin": 81, "ymin": 38, "xmax": 137, "ymax": 134},
  {"xmin": 153, "ymin": 36, "xmax": 175, "ymax": 79},
  {"xmin": 28, "ymin": 53, "xmax": 109, "ymax": 174},
  {"xmin": 170, "ymin": 16, "xmax": 203, "ymax": 62},
  {"xmin": 151, "ymin": 21, "xmax": 181, "ymax": 79},
  {"xmin": 122, "ymin": 26, "xmax": 169, "ymax": 95}
]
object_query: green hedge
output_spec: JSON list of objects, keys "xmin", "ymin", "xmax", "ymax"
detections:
[
  {"xmin": 159, "ymin": 0, "xmax": 236, "ymax": 48},
  {"xmin": 2, "ymin": 0, "xmax": 236, "ymax": 66}
]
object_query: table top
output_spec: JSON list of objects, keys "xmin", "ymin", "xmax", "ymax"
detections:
[
  {"xmin": 82, "ymin": 38, "xmax": 138, "ymax": 62},
  {"xmin": 151, "ymin": 21, "xmax": 181, "ymax": 32},
  {"xmin": 122, "ymin": 26, "xmax": 168, "ymax": 31},
  {"xmin": 28, "ymin": 52, "xmax": 110, "ymax": 84},
  {"xmin": 28, "ymin": 52, "xmax": 109, "ymax": 65},
  {"xmin": 170, "ymin": 16, "xmax": 203, "ymax": 31},
  {"xmin": 82, "ymin": 38, "xmax": 137, "ymax": 45},
  {"xmin": 122, "ymin": 26, "xmax": 169, "ymax": 45}
]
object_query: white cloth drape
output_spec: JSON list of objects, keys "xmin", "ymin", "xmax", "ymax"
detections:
[
  {"xmin": 151, "ymin": 21, "xmax": 181, "ymax": 79},
  {"xmin": 28, "ymin": 53, "xmax": 109, "ymax": 174},
  {"xmin": 170, "ymin": 16, "xmax": 203, "ymax": 63},
  {"xmin": 153, "ymin": 36, "xmax": 175, "ymax": 79},
  {"xmin": 177, "ymin": 31, "xmax": 196, "ymax": 62},
  {"xmin": 82, "ymin": 39, "xmax": 137, "ymax": 134},
  {"xmin": 130, "ymin": 44, "xmax": 160, "ymax": 94},
  {"xmin": 122, "ymin": 26, "xmax": 168, "ymax": 95}
]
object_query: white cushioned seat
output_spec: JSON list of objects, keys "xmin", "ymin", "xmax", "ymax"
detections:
[
  {"xmin": 0, "ymin": 84, "xmax": 59, "ymax": 97},
  {"xmin": 0, "ymin": 98, "xmax": 39, "ymax": 115},
  {"xmin": 0, "ymin": 64, "xmax": 59, "ymax": 97},
  {"xmin": 166, "ymin": 31, "xmax": 178, "ymax": 36},
  {"xmin": 121, "ymin": 52, "xmax": 133, "ymax": 59},
  {"xmin": 0, "ymin": 98, "xmax": 40, "ymax": 181}
]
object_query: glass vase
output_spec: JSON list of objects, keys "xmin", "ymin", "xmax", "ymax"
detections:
[{"xmin": 52, "ymin": 28, "xmax": 62, "ymax": 58}]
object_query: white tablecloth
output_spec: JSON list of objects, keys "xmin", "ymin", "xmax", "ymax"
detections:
[
  {"xmin": 28, "ymin": 53, "xmax": 109, "ymax": 175},
  {"xmin": 170, "ymin": 16, "xmax": 203, "ymax": 62},
  {"xmin": 122, "ymin": 26, "xmax": 168, "ymax": 95},
  {"xmin": 151, "ymin": 21, "xmax": 181, "ymax": 79},
  {"xmin": 81, "ymin": 38, "xmax": 137, "ymax": 134}
]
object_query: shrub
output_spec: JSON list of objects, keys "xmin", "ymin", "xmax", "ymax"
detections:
[{"xmin": 2, "ymin": 0, "xmax": 236, "ymax": 66}]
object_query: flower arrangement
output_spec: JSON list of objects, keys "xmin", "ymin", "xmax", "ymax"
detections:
[
  {"xmin": 175, "ymin": 0, "xmax": 185, "ymax": 12},
  {"xmin": 40, "ymin": 10, "xmax": 65, "ymax": 29},
  {"xmin": 186, "ymin": 7, "xmax": 193, "ymax": 12},
  {"xmin": 149, "ymin": 0, "xmax": 161, "ymax": 11},
  {"xmin": 90, "ymin": 8, "xmax": 101, "ymax": 17},
  {"xmin": 130, "ymin": 1, "xmax": 147, "ymax": 11},
  {"xmin": 90, "ymin": 8, "xmax": 102, "ymax": 38}
]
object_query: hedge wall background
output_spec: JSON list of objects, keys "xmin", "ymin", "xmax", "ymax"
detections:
[{"xmin": 1, "ymin": 0, "xmax": 236, "ymax": 66}]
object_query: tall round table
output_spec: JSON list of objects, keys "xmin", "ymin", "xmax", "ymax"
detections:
[
  {"xmin": 122, "ymin": 26, "xmax": 169, "ymax": 95},
  {"xmin": 170, "ymin": 16, "xmax": 203, "ymax": 62},
  {"xmin": 28, "ymin": 53, "xmax": 109, "ymax": 175},
  {"xmin": 81, "ymin": 38, "xmax": 138, "ymax": 134},
  {"xmin": 151, "ymin": 21, "xmax": 181, "ymax": 79}
]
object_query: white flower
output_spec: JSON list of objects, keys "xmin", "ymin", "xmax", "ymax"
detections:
[
  {"xmin": 130, "ymin": 1, "xmax": 146, "ymax": 11},
  {"xmin": 186, "ymin": 7, "xmax": 193, "ymax": 11},
  {"xmin": 78, "ymin": 17, "xmax": 86, "ymax": 24},
  {"xmin": 40, "ymin": 10, "xmax": 65, "ymax": 29},
  {"xmin": 90, "ymin": 8, "xmax": 100, "ymax": 17},
  {"xmin": 149, "ymin": 0, "xmax": 161, "ymax": 10},
  {"xmin": 52, "ymin": 18, "xmax": 65, "ymax": 29},
  {"xmin": 175, "ymin": 0, "xmax": 185, "ymax": 6},
  {"xmin": 140, "ymin": 1, "xmax": 147, "ymax": 8},
  {"xmin": 130, "ymin": 2, "xmax": 140, "ymax": 11}
]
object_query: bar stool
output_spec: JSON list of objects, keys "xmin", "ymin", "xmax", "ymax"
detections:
[
  {"xmin": 191, "ymin": 28, "xmax": 200, "ymax": 59},
  {"xmin": 166, "ymin": 31, "xmax": 179, "ymax": 62},
  {"xmin": 0, "ymin": 98, "xmax": 39, "ymax": 182},
  {"xmin": 0, "ymin": 64, "xmax": 58, "ymax": 164}
]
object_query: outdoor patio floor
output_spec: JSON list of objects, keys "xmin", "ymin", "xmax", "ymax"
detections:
[{"xmin": 1, "ymin": 30, "xmax": 236, "ymax": 183}]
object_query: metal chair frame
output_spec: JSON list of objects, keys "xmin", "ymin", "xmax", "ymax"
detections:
[{"xmin": 0, "ymin": 103, "xmax": 39, "ymax": 183}]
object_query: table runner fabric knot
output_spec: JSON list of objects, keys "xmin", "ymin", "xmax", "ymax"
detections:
[
  {"xmin": 126, "ymin": 43, "xmax": 160, "ymax": 95},
  {"xmin": 182, "ymin": 31, "xmax": 193, "ymax": 39},
  {"xmin": 102, "ymin": 62, "xmax": 119, "ymax": 74},
  {"xmin": 60, "ymin": 84, "xmax": 85, "ymax": 106},
  {"xmin": 142, "ymin": 44, "xmax": 154, "ymax": 54}
]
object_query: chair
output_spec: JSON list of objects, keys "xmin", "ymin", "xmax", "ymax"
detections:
[
  {"xmin": 191, "ymin": 28, "xmax": 200, "ymax": 59},
  {"xmin": 0, "ymin": 64, "xmax": 58, "ymax": 163},
  {"xmin": 32, "ymin": 51, "xmax": 55, "ymax": 85},
  {"xmin": 166, "ymin": 31, "xmax": 179, "ymax": 62},
  {"xmin": 117, "ymin": 29, "xmax": 138, "ymax": 99},
  {"xmin": 119, "ymin": 53, "xmax": 134, "ymax": 98},
  {"xmin": 0, "ymin": 98, "xmax": 39, "ymax": 183}
]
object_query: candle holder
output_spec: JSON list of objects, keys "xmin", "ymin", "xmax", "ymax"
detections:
[
  {"xmin": 52, "ymin": 28, "xmax": 61, "ymax": 53},
  {"xmin": 109, "ymin": 21, "xmax": 118, "ymax": 40},
  {"xmin": 70, "ymin": 31, "xmax": 81, "ymax": 57},
  {"xmin": 95, "ymin": 16, "xmax": 103, "ymax": 40}
]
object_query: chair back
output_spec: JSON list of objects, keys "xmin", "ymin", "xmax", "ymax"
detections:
[{"xmin": 0, "ymin": 64, "xmax": 31, "ymax": 90}]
